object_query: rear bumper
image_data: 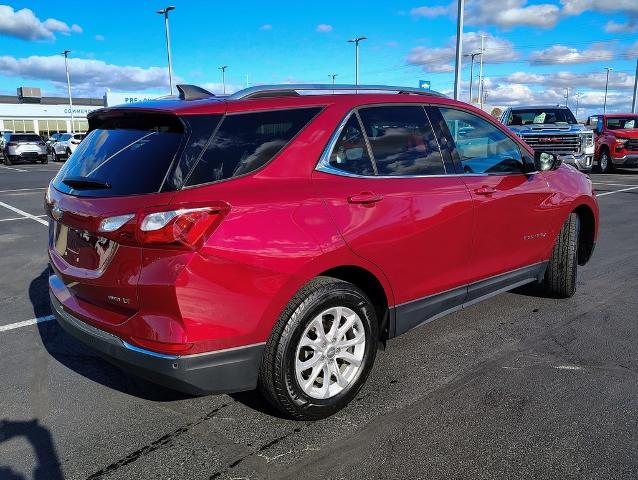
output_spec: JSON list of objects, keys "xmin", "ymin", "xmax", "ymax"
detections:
[{"xmin": 50, "ymin": 290, "xmax": 264, "ymax": 395}]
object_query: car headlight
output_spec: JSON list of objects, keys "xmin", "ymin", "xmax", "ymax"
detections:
[{"xmin": 581, "ymin": 132, "xmax": 594, "ymax": 148}]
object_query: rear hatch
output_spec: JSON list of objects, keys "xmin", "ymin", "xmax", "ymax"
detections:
[
  {"xmin": 47, "ymin": 108, "xmax": 223, "ymax": 325},
  {"xmin": 12, "ymin": 134, "xmax": 45, "ymax": 155}
]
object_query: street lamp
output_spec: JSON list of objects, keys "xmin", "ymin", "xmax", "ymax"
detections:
[
  {"xmin": 157, "ymin": 6, "xmax": 176, "ymax": 96},
  {"xmin": 61, "ymin": 50, "xmax": 74, "ymax": 133},
  {"xmin": 603, "ymin": 67, "xmax": 612, "ymax": 113},
  {"xmin": 463, "ymin": 52, "xmax": 481, "ymax": 103},
  {"xmin": 329, "ymin": 74, "xmax": 337, "ymax": 93},
  {"xmin": 478, "ymin": 34, "xmax": 487, "ymax": 109},
  {"xmin": 219, "ymin": 65, "xmax": 228, "ymax": 94},
  {"xmin": 564, "ymin": 87, "xmax": 569, "ymax": 109},
  {"xmin": 347, "ymin": 37, "xmax": 367, "ymax": 86},
  {"xmin": 453, "ymin": 0, "xmax": 465, "ymax": 101}
]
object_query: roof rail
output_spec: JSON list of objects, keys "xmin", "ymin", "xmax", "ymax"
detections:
[
  {"xmin": 228, "ymin": 84, "xmax": 447, "ymax": 100},
  {"xmin": 176, "ymin": 84, "xmax": 215, "ymax": 101}
]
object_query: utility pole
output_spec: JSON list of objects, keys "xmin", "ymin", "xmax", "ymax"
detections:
[
  {"xmin": 575, "ymin": 92, "xmax": 580, "ymax": 119},
  {"xmin": 453, "ymin": 0, "xmax": 464, "ymax": 101},
  {"xmin": 564, "ymin": 87, "xmax": 569, "ymax": 108},
  {"xmin": 479, "ymin": 34, "xmax": 487, "ymax": 110},
  {"xmin": 329, "ymin": 74, "xmax": 338, "ymax": 93},
  {"xmin": 61, "ymin": 50, "xmax": 74, "ymax": 133},
  {"xmin": 603, "ymin": 66, "xmax": 612, "ymax": 113},
  {"xmin": 464, "ymin": 52, "xmax": 481, "ymax": 103},
  {"xmin": 157, "ymin": 6, "xmax": 176, "ymax": 96},
  {"xmin": 632, "ymin": 59, "xmax": 638, "ymax": 114},
  {"xmin": 348, "ymin": 37, "xmax": 367, "ymax": 86},
  {"xmin": 219, "ymin": 65, "xmax": 228, "ymax": 94}
]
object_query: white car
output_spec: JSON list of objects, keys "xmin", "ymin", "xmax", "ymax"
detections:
[{"xmin": 51, "ymin": 133, "xmax": 85, "ymax": 161}]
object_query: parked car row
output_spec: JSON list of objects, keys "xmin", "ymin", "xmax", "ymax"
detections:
[{"xmin": 0, "ymin": 132, "xmax": 85, "ymax": 165}]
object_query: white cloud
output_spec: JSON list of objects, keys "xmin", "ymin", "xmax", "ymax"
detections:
[
  {"xmin": 560, "ymin": 0, "xmax": 638, "ymax": 15},
  {"xmin": 529, "ymin": 44, "xmax": 614, "ymax": 65},
  {"xmin": 316, "ymin": 24, "xmax": 333, "ymax": 33},
  {"xmin": 0, "ymin": 55, "xmax": 171, "ymax": 96},
  {"xmin": 410, "ymin": 5, "xmax": 450, "ymax": 18},
  {"xmin": 407, "ymin": 32, "xmax": 518, "ymax": 73},
  {"xmin": 466, "ymin": 0, "xmax": 560, "ymax": 29},
  {"xmin": 259, "ymin": 24, "xmax": 272, "ymax": 31},
  {"xmin": 95, "ymin": 34, "xmax": 105, "ymax": 41},
  {"xmin": 504, "ymin": 70, "xmax": 635, "ymax": 90},
  {"xmin": 627, "ymin": 41, "xmax": 638, "ymax": 58},
  {"xmin": 604, "ymin": 18, "xmax": 638, "ymax": 32},
  {"xmin": 0, "ymin": 5, "xmax": 82, "ymax": 40},
  {"xmin": 201, "ymin": 82, "xmax": 243, "ymax": 95}
]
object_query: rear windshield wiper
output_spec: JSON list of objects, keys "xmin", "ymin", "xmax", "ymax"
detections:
[{"xmin": 62, "ymin": 177, "xmax": 112, "ymax": 190}]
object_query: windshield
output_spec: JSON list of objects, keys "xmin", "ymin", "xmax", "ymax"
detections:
[
  {"xmin": 507, "ymin": 109, "xmax": 577, "ymax": 125},
  {"xmin": 11, "ymin": 134, "xmax": 42, "ymax": 142},
  {"xmin": 53, "ymin": 112, "xmax": 185, "ymax": 197},
  {"xmin": 60, "ymin": 134, "xmax": 72, "ymax": 141},
  {"xmin": 606, "ymin": 117, "xmax": 638, "ymax": 130}
]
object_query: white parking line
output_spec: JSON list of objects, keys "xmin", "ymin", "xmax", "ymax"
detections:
[
  {"xmin": 0, "ymin": 214, "xmax": 47, "ymax": 223},
  {"xmin": 597, "ymin": 186, "xmax": 638, "ymax": 197},
  {"xmin": 0, "ymin": 201, "xmax": 48, "ymax": 225},
  {"xmin": 0, "ymin": 165, "xmax": 28, "ymax": 172},
  {"xmin": 0, "ymin": 315, "xmax": 54, "ymax": 333},
  {"xmin": 592, "ymin": 182, "xmax": 638, "ymax": 187},
  {"xmin": 0, "ymin": 187, "xmax": 46, "ymax": 194}
]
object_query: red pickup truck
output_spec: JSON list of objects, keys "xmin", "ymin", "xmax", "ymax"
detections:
[{"xmin": 592, "ymin": 114, "xmax": 638, "ymax": 173}]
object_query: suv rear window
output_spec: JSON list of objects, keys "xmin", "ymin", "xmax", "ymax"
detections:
[
  {"xmin": 53, "ymin": 113, "xmax": 184, "ymax": 197},
  {"xmin": 11, "ymin": 134, "xmax": 42, "ymax": 142},
  {"xmin": 185, "ymin": 107, "xmax": 321, "ymax": 187}
]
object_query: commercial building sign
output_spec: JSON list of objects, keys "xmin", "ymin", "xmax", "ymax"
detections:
[{"xmin": 104, "ymin": 91, "xmax": 164, "ymax": 107}]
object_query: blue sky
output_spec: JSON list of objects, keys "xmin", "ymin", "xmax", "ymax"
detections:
[{"xmin": 0, "ymin": 1, "xmax": 637, "ymax": 116}]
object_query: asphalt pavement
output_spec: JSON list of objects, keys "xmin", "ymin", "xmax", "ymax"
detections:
[{"xmin": 1, "ymin": 161, "xmax": 637, "ymax": 480}]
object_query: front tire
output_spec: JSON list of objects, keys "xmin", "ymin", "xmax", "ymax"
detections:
[
  {"xmin": 599, "ymin": 150, "xmax": 613, "ymax": 174},
  {"xmin": 4, "ymin": 156, "xmax": 12, "ymax": 166},
  {"xmin": 258, "ymin": 276, "xmax": 378, "ymax": 420},
  {"xmin": 544, "ymin": 213, "xmax": 579, "ymax": 298}
]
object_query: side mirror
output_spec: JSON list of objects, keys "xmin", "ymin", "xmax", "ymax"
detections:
[{"xmin": 534, "ymin": 151, "xmax": 561, "ymax": 171}]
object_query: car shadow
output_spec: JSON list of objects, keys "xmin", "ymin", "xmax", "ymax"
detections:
[
  {"xmin": 0, "ymin": 419, "xmax": 63, "ymax": 480},
  {"xmin": 30, "ymin": 268, "xmax": 195, "ymax": 403}
]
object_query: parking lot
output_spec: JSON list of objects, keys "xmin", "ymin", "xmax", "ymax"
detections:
[{"xmin": 0, "ymin": 162, "xmax": 637, "ymax": 479}]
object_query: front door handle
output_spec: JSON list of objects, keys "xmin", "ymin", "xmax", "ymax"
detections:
[
  {"xmin": 348, "ymin": 192, "xmax": 384, "ymax": 205},
  {"xmin": 474, "ymin": 186, "xmax": 496, "ymax": 195}
]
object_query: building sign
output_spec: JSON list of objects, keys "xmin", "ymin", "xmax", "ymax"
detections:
[
  {"xmin": 0, "ymin": 103, "xmax": 101, "ymax": 118},
  {"xmin": 419, "ymin": 80, "xmax": 431, "ymax": 91},
  {"xmin": 104, "ymin": 91, "xmax": 163, "ymax": 107}
]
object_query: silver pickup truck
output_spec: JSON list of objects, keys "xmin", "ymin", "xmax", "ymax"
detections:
[{"xmin": 500, "ymin": 106, "xmax": 594, "ymax": 172}]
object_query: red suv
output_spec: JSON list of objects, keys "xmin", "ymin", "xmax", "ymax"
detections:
[
  {"xmin": 47, "ymin": 84, "xmax": 598, "ymax": 419},
  {"xmin": 592, "ymin": 114, "xmax": 638, "ymax": 173}
]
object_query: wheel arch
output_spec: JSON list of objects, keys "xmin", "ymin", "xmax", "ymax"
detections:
[{"xmin": 573, "ymin": 203, "xmax": 596, "ymax": 265}]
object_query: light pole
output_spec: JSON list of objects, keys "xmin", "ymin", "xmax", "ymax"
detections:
[
  {"xmin": 479, "ymin": 33, "xmax": 487, "ymax": 109},
  {"xmin": 632, "ymin": 59, "xmax": 638, "ymax": 114},
  {"xmin": 157, "ymin": 6, "xmax": 176, "ymax": 96},
  {"xmin": 347, "ymin": 37, "xmax": 367, "ymax": 86},
  {"xmin": 575, "ymin": 92, "xmax": 580, "ymax": 119},
  {"xmin": 464, "ymin": 52, "xmax": 481, "ymax": 103},
  {"xmin": 603, "ymin": 66, "xmax": 612, "ymax": 113},
  {"xmin": 453, "ymin": 0, "xmax": 464, "ymax": 101},
  {"xmin": 564, "ymin": 87, "xmax": 569, "ymax": 108},
  {"xmin": 219, "ymin": 65, "xmax": 228, "ymax": 94},
  {"xmin": 329, "ymin": 74, "xmax": 338, "ymax": 93},
  {"xmin": 61, "ymin": 50, "xmax": 74, "ymax": 133}
]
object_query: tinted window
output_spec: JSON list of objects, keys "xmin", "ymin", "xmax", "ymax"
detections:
[
  {"xmin": 606, "ymin": 116, "xmax": 638, "ymax": 130},
  {"xmin": 11, "ymin": 134, "xmax": 42, "ymax": 142},
  {"xmin": 60, "ymin": 134, "xmax": 72, "ymax": 141},
  {"xmin": 327, "ymin": 114, "xmax": 375, "ymax": 175},
  {"xmin": 506, "ymin": 108, "xmax": 577, "ymax": 125},
  {"xmin": 186, "ymin": 107, "xmax": 320, "ymax": 186},
  {"xmin": 358, "ymin": 106, "xmax": 445, "ymax": 176},
  {"xmin": 440, "ymin": 107, "xmax": 525, "ymax": 174},
  {"xmin": 53, "ymin": 113, "xmax": 184, "ymax": 197}
]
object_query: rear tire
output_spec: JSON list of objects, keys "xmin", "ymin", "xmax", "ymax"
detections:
[
  {"xmin": 544, "ymin": 213, "xmax": 579, "ymax": 298},
  {"xmin": 599, "ymin": 150, "xmax": 613, "ymax": 174},
  {"xmin": 258, "ymin": 276, "xmax": 378, "ymax": 420},
  {"xmin": 4, "ymin": 156, "xmax": 12, "ymax": 166},
  {"xmin": 52, "ymin": 151, "xmax": 58, "ymax": 162},
  {"xmin": 41, "ymin": 156, "xmax": 48, "ymax": 164}
]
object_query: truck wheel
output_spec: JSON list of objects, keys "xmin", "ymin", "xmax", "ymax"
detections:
[
  {"xmin": 544, "ymin": 213, "xmax": 580, "ymax": 298},
  {"xmin": 4, "ymin": 156, "xmax": 12, "ymax": 166},
  {"xmin": 599, "ymin": 150, "xmax": 613, "ymax": 174},
  {"xmin": 259, "ymin": 276, "xmax": 378, "ymax": 420}
]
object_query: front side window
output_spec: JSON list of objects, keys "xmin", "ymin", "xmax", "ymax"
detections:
[
  {"xmin": 606, "ymin": 116, "xmax": 638, "ymax": 130},
  {"xmin": 327, "ymin": 114, "xmax": 375, "ymax": 176},
  {"xmin": 186, "ymin": 107, "xmax": 321, "ymax": 186},
  {"xmin": 358, "ymin": 106, "xmax": 445, "ymax": 176},
  {"xmin": 440, "ymin": 107, "xmax": 525, "ymax": 174}
]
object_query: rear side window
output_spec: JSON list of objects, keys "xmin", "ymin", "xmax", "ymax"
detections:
[
  {"xmin": 328, "ymin": 115, "xmax": 375, "ymax": 176},
  {"xmin": 185, "ymin": 107, "xmax": 321, "ymax": 187},
  {"xmin": 358, "ymin": 106, "xmax": 445, "ymax": 176},
  {"xmin": 53, "ymin": 113, "xmax": 184, "ymax": 197}
]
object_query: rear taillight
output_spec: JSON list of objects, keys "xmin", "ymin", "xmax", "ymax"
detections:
[
  {"xmin": 71, "ymin": 140, "xmax": 80, "ymax": 144},
  {"xmin": 7, "ymin": 142, "xmax": 16, "ymax": 147},
  {"xmin": 97, "ymin": 204, "xmax": 229, "ymax": 249}
]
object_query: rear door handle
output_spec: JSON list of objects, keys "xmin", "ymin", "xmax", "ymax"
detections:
[
  {"xmin": 347, "ymin": 192, "xmax": 384, "ymax": 205},
  {"xmin": 474, "ymin": 186, "xmax": 496, "ymax": 195}
]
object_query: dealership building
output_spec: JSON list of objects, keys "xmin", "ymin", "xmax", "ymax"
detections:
[{"xmin": 0, "ymin": 87, "xmax": 162, "ymax": 139}]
